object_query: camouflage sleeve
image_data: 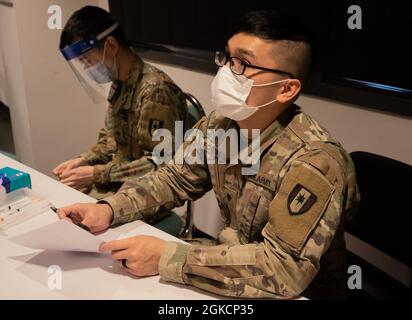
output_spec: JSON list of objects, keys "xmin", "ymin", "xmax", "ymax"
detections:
[
  {"xmin": 92, "ymin": 83, "xmax": 186, "ymax": 185},
  {"xmin": 80, "ymin": 107, "xmax": 116, "ymax": 165},
  {"xmin": 92, "ymin": 155, "xmax": 156, "ymax": 185},
  {"xmin": 101, "ymin": 117, "xmax": 212, "ymax": 226},
  {"xmin": 158, "ymin": 150, "xmax": 358, "ymax": 299}
]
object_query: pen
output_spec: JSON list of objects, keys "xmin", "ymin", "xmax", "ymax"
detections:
[{"xmin": 50, "ymin": 206, "xmax": 91, "ymax": 232}]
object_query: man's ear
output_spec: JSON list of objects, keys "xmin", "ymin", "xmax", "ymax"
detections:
[
  {"xmin": 276, "ymin": 79, "xmax": 301, "ymax": 104},
  {"xmin": 105, "ymin": 36, "xmax": 120, "ymax": 58}
]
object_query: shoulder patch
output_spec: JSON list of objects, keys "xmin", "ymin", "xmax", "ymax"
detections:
[
  {"xmin": 265, "ymin": 162, "xmax": 333, "ymax": 254},
  {"xmin": 288, "ymin": 184, "xmax": 317, "ymax": 215}
]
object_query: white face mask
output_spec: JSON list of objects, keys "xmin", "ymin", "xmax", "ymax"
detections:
[
  {"xmin": 211, "ymin": 65, "xmax": 289, "ymax": 121},
  {"xmin": 85, "ymin": 41, "xmax": 118, "ymax": 84}
]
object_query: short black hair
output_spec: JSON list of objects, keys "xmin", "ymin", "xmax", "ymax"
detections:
[
  {"xmin": 59, "ymin": 6, "xmax": 127, "ymax": 49},
  {"xmin": 232, "ymin": 10, "xmax": 315, "ymax": 81},
  {"xmin": 233, "ymin": 11, "xmax": 314, "ymax": 47}
]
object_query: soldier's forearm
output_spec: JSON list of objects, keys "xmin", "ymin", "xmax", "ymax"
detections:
[
  {"xmin": 102, "ymin": 170, "xmax": 179, "ymax": 226},
  {"xmin": 159, "ymin": 241, "xmax": 191, "ymax": 284},
  {"xmin": 80, "ymin": 147, "xmax": 111, "ymax": 166},
  {"xmin": 158, "ymin": 240, "xmax": 319, "ymax": 299},
  {"xmin": 91, "ymin": 157, "xmax": 156, "ymax": 185}
]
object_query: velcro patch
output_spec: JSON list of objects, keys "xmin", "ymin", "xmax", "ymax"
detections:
[
  {"xmin": 247, "ymin": 173, "xmax": 275, "ymax": 191},
  {"xmin": 265, "ymin": 162, "xmax": 333, "ymax": 254}
]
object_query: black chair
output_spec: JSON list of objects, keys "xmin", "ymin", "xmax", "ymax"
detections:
[
  {"xmin": 153, "ymin": 92, "xmax": 205, "ymax": 237},
  {"xmin": 183, "ymin": 92, "xmax": 206, "ymax": 130},
  {"xmin": 346, "ymin": 151, "xmax": 412, "ymax": 299},
  {"xmin": 179, "ymin": 92, "xmax": 206, "ymax": 238}
]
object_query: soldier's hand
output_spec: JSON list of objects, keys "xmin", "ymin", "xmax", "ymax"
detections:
[
  {"xmin": 57, "ymin": 203, "xmax": 113, "ymax": 234},
  {"xmin": 99, "ymin": 236, "xmax": 167, "ymax": 277},
  {"xmin": 53, "ymin": 157, "xmax": 89, "ymax": 178},
  {"xmin": 60, "ymin": 166, "xmax": 95, "ymax": 190}
]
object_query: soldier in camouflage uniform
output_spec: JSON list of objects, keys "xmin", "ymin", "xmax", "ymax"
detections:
[
  {"xmin": 58, "ymin": 11, "xmax": 359, "ymax": 299},
  {"xmin": 53, "ymin": 6, "xmax": 186, "ymax": 200}
]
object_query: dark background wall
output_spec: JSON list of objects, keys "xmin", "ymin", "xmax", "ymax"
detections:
[{"xmin": 109, "ymin": 0, "xmax": 412, "ymax": 116}]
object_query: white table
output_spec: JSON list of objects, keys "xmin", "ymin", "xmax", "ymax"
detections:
[{"xmin": 0, "ymin": 154, "xmax": 219, "ymax": 300}]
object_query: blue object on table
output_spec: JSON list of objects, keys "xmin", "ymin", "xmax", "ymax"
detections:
[{"xmin": 0, "ymin": 167, "xmax": 32, "ymax": 194}]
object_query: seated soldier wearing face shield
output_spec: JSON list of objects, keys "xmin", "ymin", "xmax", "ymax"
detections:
[
  {"xmin": 53, "ymin": 6, "xmax": 187, "ymax": 201},
  {"xmin": 58, "ymin": 11, "xmax": 360, "ymax": 300}
]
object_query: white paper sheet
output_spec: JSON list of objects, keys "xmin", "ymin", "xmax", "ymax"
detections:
[{"xmin": 8, "ymin": 220, "xmax": 104, "ymax": 253}]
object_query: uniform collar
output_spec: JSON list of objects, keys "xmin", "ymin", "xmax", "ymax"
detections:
[
  {"xmin": 126, "ymin": 48, "xmax": 144, "ymax": 89},
  {"xmin": 258, "ymin": 105, "xmax": 301, "ymax": 154},
  {"xmin": 223, "ymin": 105, "xmax": 301, "ymax": 167}
]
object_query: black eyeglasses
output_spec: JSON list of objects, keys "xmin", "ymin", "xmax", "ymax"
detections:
[{"xmin": 214, "ymin": 51, "xmax": 294, "ymax": 79}]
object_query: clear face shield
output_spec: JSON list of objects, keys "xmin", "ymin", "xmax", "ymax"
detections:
[{"xmin": 60, "ymin": 22, "xmax": 119, "ymax": 103}]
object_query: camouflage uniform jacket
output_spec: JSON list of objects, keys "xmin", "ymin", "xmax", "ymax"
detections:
[
  {"xmin": 80, "ymin": 50, "xmax": 186, "ymax": 191},
  {"xmin": 102, "ymin": 105, "xmax": 359, "ymax": 299}
]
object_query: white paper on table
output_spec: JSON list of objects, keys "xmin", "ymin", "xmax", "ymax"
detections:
[{"xmin": 8, "ymin": 220, "xmax": 105, "ymax": 253}]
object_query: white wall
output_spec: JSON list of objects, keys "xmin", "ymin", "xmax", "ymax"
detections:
[
  {"xmin": 300, "ymin": 95, "xmax": 412, "ymax": 165},
  {"xmin": 0, "ymin": 0, "xmax": 109, "ymax": 174},
  {"xmin": 0, "ymin": 1, "xmax": 35, "ymax": 165}
]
